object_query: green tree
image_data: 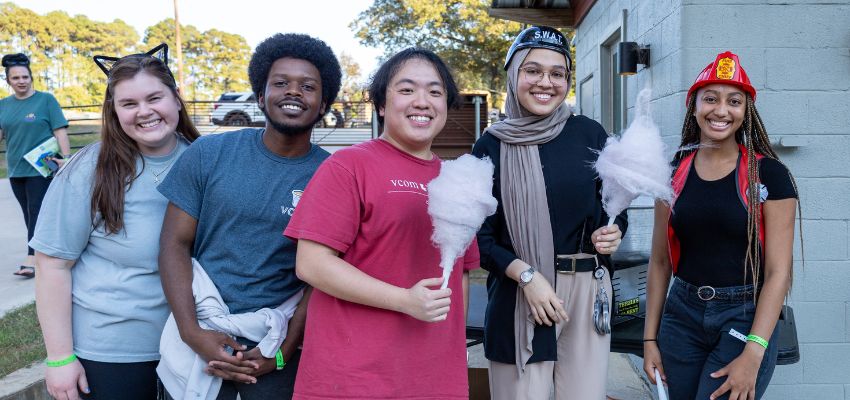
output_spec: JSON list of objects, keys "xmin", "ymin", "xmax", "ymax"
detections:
[
  {"xmin": 339, "ymin": 52, "xmax": 363, "ymax": 95},
  {"xmin": 0, "ymin": 2, "xmax": 51, "ymax": 87},
  {"xmin": 1, "ymin": 3, "xmax": 252, "ymax": 105},
  {"xmin": 144, "ymin": 18, "xmax": 201, "ymax": 99},
  {"xmin": 351, "ymin": 0, "xmax": 523, "ymax": 105},
  {"xmin": 193, "ymin": 29, "xmax": 251, "ymax": 98},
  {"xmin": 0, "ymin": 3, "xmax": 138, "ymax": 104},
  {"xmin": 352, "ymin": 0, "xmax": 579, "ymax": 105},
  {"xmin": 144, "ymin": 19, "xmax": 250, "ymax": 100}
]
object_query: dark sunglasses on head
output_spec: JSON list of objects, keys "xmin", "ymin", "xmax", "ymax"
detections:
[{"xmin": 2, "ymin": 54, "xmax": 30, "ymax": 68}]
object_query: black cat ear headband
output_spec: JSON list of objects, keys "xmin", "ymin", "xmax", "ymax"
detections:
[{"xmin": 93, "ymin": 43, "xmax": 169, "ymax": 76}]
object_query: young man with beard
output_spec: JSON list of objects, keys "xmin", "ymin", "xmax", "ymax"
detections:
[{"xmin": 157, "ymin": 33, "xmax": 341, "ymax": 399}]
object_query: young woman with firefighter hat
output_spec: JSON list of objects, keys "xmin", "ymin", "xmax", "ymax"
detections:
[
  {"xmin": 472, "ymin": 26, "xmax": 627, "ymax": 399},
  {"xmin": 643, "ymin": 51, "xmax": 799, "ymax": 399}
]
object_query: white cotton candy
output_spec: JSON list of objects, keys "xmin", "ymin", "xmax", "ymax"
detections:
[
  {"xmin": 594, "ymin": 88, "xmax": 673, "ymax": 225},
  {"xmin": 428, "ymin": 154, "xmax": 498, "ymax": 289}
]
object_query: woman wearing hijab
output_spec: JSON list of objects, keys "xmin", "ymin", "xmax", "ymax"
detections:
[
  {"xmin": 472, "ymin": 26, "xmax": 627, "ymax": 400},
  {"xmin": 642, "ymin": 51, "xmax": 798, "ymax": 400}
]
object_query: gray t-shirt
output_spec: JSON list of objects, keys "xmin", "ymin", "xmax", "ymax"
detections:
[
  {"xmin": 30, "ymin": 139, "xmax": 189, "ymax": 362},
  {"xmin": 157, "ymin": 128, "xmax": 329, "ymax": 314}
]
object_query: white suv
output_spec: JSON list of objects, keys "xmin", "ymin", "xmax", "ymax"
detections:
[
  {"xmin": 210, "ymin": 92, "xmax": 265, "ymax": 126},
  {"xmin": 210, "ymin": 92, "xmax": 342, "ymax": 128}
]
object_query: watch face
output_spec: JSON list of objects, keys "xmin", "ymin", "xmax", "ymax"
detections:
[{"xmin": 521, "ymin": 270, "xmax": 533, "ymax": 283}]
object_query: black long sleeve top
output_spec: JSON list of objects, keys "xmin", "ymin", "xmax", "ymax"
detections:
[{"xmin": 471, "ymin": 114, "xmax": 628, "ymax": 364}]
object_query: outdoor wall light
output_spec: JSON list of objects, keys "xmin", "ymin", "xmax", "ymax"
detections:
[{"xmin": 619, "ymin": 42, "xmax": 651, "ymax": 75}]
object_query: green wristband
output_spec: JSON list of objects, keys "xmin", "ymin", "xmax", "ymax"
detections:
[
  {"xmin": 747, "ymin": 334, "xmax": 769, "ymax": 349},
  {"xmin": 275, "ymin": 349, "xmax": 286, "ymax": 370},
  {"xmin": 45, "ymin": 354, "xmax": 77, "ymax": 367}
]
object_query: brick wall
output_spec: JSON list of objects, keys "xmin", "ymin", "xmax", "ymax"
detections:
[{"xmin": 575, "ymin": 1, "xmax": 850, "ymax": 398}]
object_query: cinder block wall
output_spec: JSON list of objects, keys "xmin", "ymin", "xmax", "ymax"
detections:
[{"xmin": 575, "ymin": 1, "xmax": 850, "ymax": 398}]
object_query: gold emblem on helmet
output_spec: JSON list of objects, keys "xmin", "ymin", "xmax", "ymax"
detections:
[{"xmin": 716, "ymin": 57, "xmax": 735, "ymax": 80}]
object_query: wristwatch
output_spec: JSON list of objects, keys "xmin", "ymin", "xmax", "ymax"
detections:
[{"xmin": 518, "ymin": 266, "xmax": 535, "ymax": 288}]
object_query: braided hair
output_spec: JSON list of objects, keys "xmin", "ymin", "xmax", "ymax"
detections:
[{"xmin": 675, "ymin": 93, "xmax": 803, "ymax": 297}]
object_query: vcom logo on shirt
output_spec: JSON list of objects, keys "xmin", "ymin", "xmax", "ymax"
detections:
[
  {"xmin": 281, "ymin": 190, "xmax": 304, "ymax": 216},
  {"xmin": 388, "ymin": 179, "xmax": 428, "ymax": 196},
  {"xmin": 24, "ymin": 113, "xmax": 36, "ymax": 121},
  {"xmin": 292, "ymin": 190, "xmax": 303, "ymax": 207}
]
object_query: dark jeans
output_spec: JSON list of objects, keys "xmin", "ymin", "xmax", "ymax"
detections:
[
  {"xmin": 9, "ymin": 176, "xmax": 51, "ymax": 256},
  {"xmin": 163, "ymin": 349, "xmax": 301, "ymax": 400},
  {"xmin": 658, "ymin": 278, "xmax": 779, "ymax": 400},
  {"xmin": 78, "ymin": 358, "xmax": 159, "ymax": 400}
]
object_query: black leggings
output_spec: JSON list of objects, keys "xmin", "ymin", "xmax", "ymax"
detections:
[
  {"xmin": 77, "ymin": 358, "xmax": 159, "ymax": 400},
  {"xmin": 9, "ymin": 176, "xmax": 51, "ymax": 256}
]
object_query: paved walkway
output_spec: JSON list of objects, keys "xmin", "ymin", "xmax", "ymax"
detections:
[{"xmin": 0, "ymin": 179, "xmax": 36, "ymax": 319}]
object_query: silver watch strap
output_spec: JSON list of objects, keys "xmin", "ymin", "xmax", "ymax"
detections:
[{"xmin": 519, "ymin": 266, "xmax": 535, "ymax": 288}]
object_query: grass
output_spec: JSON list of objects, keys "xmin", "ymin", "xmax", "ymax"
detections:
[
  {"xmin": 1, "ymin": 124, "xmax": 100, "ymax": 179},
  {"xmin": 0, "ymin": 302, "xmax": 45, "ymax": 378}
]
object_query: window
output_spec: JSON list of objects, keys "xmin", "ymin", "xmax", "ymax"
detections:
[
  {"xmin": 579, "ymin": 75, "xmax": 594, "ymax": 118},
  {"xmin": 601, "ymin": 31, "xmax": 625, "ymax": 134}
]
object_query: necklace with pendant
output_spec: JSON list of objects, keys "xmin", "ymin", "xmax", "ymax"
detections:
[{"xmin": 149, "ymin": 156, "xmax": 178, "ymax": 184}]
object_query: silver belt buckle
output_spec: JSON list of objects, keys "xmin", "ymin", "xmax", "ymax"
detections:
[
  {"xmin": 697, "ymin": 286, "xmax": 716, "ymax": 301},
  {"xmin": 556, "ymin": 255, "xmax": 576, "ymax": 274}
]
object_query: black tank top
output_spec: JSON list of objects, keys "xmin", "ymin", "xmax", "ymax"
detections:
[{"xmin": 671, "ymin": 157, "xmax": 796, "ymax": 287}]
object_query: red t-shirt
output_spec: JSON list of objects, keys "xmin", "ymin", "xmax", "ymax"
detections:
[{"xmin": 285, "ymin": 139, "xmax": 479, "ymax": 399}]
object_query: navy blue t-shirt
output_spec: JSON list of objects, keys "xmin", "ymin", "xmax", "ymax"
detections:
[{"xmin": 158, "ymin": 128, "xmax": 329, "ymax": 313}]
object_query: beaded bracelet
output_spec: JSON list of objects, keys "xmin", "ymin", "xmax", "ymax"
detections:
[
  {"xmin": 45, "ymin": 354, "xmax": 77, "ymax": 368},
  {"xmin": 275, "ymin": 349, "xmax": 286, "ymax": 370},
  {"xmin": 747, "ymin": 334, "xmax": 769, "ymax": 349}
]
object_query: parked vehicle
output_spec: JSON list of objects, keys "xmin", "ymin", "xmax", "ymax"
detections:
[
  {"xmin": 211, "ymin": 92, "xmax": 344, "ymax": 128},
  {"xmin": 210, "ymin": 92, "xmax": 264, "ymax": 126},
  {"xmin": 322, "ymin": 109, "xmax": 344, "ymax": 128}
]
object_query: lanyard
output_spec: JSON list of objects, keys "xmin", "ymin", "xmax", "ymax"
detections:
[{"xmin": 593, "ymin": 266, "xmax": 611, "ymax": 335}]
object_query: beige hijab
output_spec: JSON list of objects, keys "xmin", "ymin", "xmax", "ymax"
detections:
[{"xmin": 485, "ymin": 47, "xmax": 572, "ymax": 373}]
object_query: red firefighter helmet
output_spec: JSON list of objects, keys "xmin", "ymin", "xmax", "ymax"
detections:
[{"xmin": 686, "ymin": 51, "xmax": 756, "ymax": 105}]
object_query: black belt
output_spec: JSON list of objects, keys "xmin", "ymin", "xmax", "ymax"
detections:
[
  {"xmin": 554, "ymin": 255, "xmax": 598, "ymax": 274},
  {"xmin": 674, "ymin": 277, "xmax": 756, "ymax": 301}
]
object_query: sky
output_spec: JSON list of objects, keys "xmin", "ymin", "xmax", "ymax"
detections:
[{"xmin": 16, "ymin": 0, "xmax": 385, "ymax": 81}]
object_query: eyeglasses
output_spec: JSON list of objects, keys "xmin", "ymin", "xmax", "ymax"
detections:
[{"xmin": 519, "ymin": 66, "xmax": 568, "ymax": 87}]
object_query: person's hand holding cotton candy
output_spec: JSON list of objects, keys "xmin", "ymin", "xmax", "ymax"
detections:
[
  {"xmin": 591, "ymin": 223, "xmax": 623, "ymax": 255},
  {"xmin": 428, "ymin": 154, "xmax": 498, "ymax": 290}
]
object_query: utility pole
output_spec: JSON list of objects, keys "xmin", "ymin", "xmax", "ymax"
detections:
[{"xmin": 173, "ymin": 0, "xmax": 185, "ymax": 91}]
